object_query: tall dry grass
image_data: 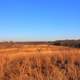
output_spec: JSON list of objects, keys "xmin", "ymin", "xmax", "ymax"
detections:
[{"xmin": 0, "ymin": 45, "xmax": 80, "ymax": 80}]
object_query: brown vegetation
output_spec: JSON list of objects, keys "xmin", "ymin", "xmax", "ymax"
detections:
[
  {"xmin": 50, "ymin": 40, "xmax": 80, "ymax": 48},
  {"xmin": 0, "ymin": 42, "xmax": 80, "ymax": 80}
]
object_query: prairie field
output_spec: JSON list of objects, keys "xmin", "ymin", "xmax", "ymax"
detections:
[{"xmin": 0, "ymin": 43, "xmax": 80, "ymax": 80}]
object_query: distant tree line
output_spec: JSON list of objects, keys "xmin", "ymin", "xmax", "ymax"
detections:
[
  {"xmin": 0, "ymin": 40, "xmax": 80, "ymax": 48},
  {"xmin": 48, "ymin": 40, "xmax": 80, "ymax": 48}
]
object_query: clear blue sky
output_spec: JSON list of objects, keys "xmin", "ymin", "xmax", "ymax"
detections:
[{"xmin": 0, "ymin": 0, "xmax": 80, "ymax": 41}]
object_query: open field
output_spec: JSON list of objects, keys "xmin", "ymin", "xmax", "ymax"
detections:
[{"xmin": 0, "ymin": 43, "xmax": 80, "ymax": 80}]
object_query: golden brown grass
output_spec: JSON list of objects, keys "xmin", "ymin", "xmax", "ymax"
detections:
[{"xmin": 0, "ymin": 44, "xmax": 80, "ymax": 80}]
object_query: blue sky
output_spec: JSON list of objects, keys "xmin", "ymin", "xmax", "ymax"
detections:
[{"xmin": 0, "ymin": 0, "xmax": 80, "ymax": 41}]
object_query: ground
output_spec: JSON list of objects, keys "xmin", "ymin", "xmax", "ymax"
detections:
[{"xmin": 0, "ymin": 43, "xmax": 80, "ymax": 80}]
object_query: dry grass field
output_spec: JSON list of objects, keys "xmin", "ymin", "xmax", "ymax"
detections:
[{"xmin": 0, "ymin": 43, "xmax": 80, "ymax": 80}]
